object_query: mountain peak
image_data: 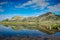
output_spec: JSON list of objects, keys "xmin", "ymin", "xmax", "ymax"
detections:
[
  {"xmin": 12, "ymin": 16, "xmax": 21, "ymax": 18},
  {"xmin": 38, "ymin": 12, "xmax": 54, "ymax": 17},
  {"xmin": 46, "ymin": 12, "xmax": 55, "ymax": 15},
  {"xmin": 47, "ymin": 12, "xmax": 53, "ymax": 14},
  {"xmin": 11, "ymin": 16, "xmax": 21, "ymax": 20},
  {"xmin": 13, "ymin": 16, "xmax": 20, "ymax": 18}
]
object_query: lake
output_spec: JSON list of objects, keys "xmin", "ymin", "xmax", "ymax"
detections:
[{"xmin": 0, "ymin": 25, "xmax": 60, "ymax": 37}]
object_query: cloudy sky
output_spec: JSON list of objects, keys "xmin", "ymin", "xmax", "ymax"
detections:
[{"xmin": 0, "ymin": 0, "xmax": 60, "ymax": 21}]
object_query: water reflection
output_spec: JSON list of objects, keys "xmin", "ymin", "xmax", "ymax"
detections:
[
  {"xmin": 0, "ymin": 25, "xmax": 60, "ymax": 39},
  {"xmin": 0, "ymin": 25, "xmax": 47, "ymax": 37},
  {"xmin": 3, "ymin": 24, "xmax": 57, "ymax": 34},
  {"xmin": 1, "ymin": 24, "xmax": 59, "ymax": 35}
]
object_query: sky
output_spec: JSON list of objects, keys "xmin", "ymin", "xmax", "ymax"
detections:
[{"xmin": 0, "ymin": 0, "xmax": 60, "ymax": 21}]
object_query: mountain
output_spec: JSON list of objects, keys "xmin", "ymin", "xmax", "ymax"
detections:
[
  {"xmin": 38, "ymin": 12, "xmax": 60, "ymax": 21},
  {"xmin": 1, "ymin": 12, "xmax": 60, "ymax": 34},
  {"xmin": 38, "ymin": 12, "xmax": 60, "ymax": 28},
  {"xmin": 2, "ymin": 12, "xmax": 60, "ymax": 23},
  {"xmin": 3, "ymin": 16, "xmax": 25, "ymax": 22}
]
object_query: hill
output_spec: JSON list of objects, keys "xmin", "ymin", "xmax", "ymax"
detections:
[{"xmin": 0, "ymin": 12, "xmax": 60, "ymax": 34}]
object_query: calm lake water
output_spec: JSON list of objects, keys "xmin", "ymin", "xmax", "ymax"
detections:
[{"xmin": 0, "ymin": 25, "xmax": 60, "ymax": 37}]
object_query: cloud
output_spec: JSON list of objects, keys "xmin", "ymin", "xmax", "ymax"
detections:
[
  {"xmin": 0, "ymin": 2, "xmax": 8, "ymax": 5},
  {"xmin": 0, "ymin": 6, "xmax": 2, "ymax": 8},
  {"xmin": 15, "ymin": 1, "xmax": 33, "ymax": 8},
  {"xmin": 15, "ymin": 0, "xmax": 49, "ymax": 10},
  {"xmin": 32, "ymin": 0, "xmax": 49, "ymax": 9},
  {"xmin": 0, "ymin": 2, "xmax": 8, "ymax": 12},
  {"xmin": 0, "ymin": 5, "xmax": 4, "ymax": 12},
  {"xmin": 0, "ymin": 9, "xmax": 4, "ymax": 12},
  {"xmin": 48, "ymin": 4, "xmax": 60, "ymax": 12},
  {"xmin": 15, "ymin": 0, "xmax": 60, "ymax": 12},
  {"xmin": 0, "ymin": 14, "xmax": 8, "ymax": 21}
]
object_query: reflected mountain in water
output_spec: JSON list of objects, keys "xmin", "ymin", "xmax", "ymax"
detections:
[
  {"xmin": 2, "ymin": 24, "xmax": 58, "ymax": 34},
  {"xmin": 0, "ymin": 12, "xmax": 60, "ymax": 34}
]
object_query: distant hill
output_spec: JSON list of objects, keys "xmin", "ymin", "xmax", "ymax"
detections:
[
  {"xmin": 3, "ymin": 16, "xmax": 25, "ymax": 22},
  {"xmin": 2, "ymin": 12, "xmax": 60, "ymax": 23}
]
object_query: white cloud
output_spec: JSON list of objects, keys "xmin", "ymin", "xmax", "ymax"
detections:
[
  {"xmin": 48, "ymin": 4, "xmax": 60, "ymax": 12},
  {"xmin": 0, "ymin": 2, "xmax": 8, "ymax": 5},
  {"xmin": 0, "ymin": 6, "xmax": 2, "ymax": 8},
  {"xmin": 0, "ymin": 15, "xmax": 8, "ymax": 21},
  {"xmin": 15, "ymin": 1, "xmax": 33, "ymax": 8},
  {"xmin": 0, "ymin": 5, "xmax": 4, "ymax": 12},
  {"xmin": 0, "ymin": 9, "xmax": 4, "ymax": 12},
  {"xmin": 15, "ymin": 0, "xmax": 49, "ymax": 10},
  {"xmin": 32, "ymin": 0, "xmax": 49, "ymax": 9},
  {"xmin": 15, "ymin": 0, "xmax": 60, "ymax": 12}
]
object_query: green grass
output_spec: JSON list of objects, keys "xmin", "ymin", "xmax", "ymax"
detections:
[{"xmin": 51, "ymin": 24, "xmax": 60, "ymax": 30}]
